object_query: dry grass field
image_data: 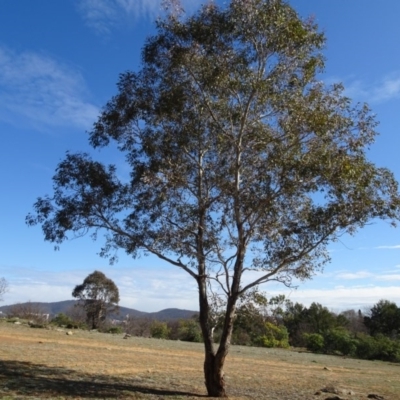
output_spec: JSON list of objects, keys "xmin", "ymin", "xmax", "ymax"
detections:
[{"xmin": 0, "ymin": 320, "xmax": 398, "ymax": 400}]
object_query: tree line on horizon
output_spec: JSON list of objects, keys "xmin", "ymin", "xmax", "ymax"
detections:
[
  {"xmin": 123, "ymin": 294, "xmax": 400, "ymax": 364},
  {"xmin": 3, "ymin": 279, "xmax": 400, "ymax": 364}
]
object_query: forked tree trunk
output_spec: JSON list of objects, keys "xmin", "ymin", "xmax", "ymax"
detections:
[
  {"xmin": 197, "ymin": 229, "xmax": 241, "ymax": 398},
  {"xmin": 204, "ymin": 351, "xmax": 227, "ymax": 397},
  {"xmin": 198, "ymin": 279, "xmax": 237, "ymax": 397},
  {"xmin": 198, "ymin": 277, "xmax": 230, "ymax": 397}
]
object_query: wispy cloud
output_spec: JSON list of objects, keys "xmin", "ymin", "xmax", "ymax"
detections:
[
  {"xmin": 335, "ymin": 271, "xmax": 374, "ymax": 280},
  {"xmin": 77, "ymin": 0, "xmax": 120, "ymax": 35},
  {"xmin": 333, "ymin": 269, "xmax": 400, "ymax": 282},
  {"xmin": 376, "ymin": 274, "xmax": 400, "ymax": 281},
  {"xmin": 344, "ymin": 73, "xmax": 400, "ymax": 104},
  {"xmin": 0, "ymin": 46, "xmax": 98, "ymax": 130},
  {"xmin": 375, "ymin": 244, "xmax": 400, "ymax": 249},
  {"xmin": 77, "ymin": 0, "xmax": 203, "ymax": 35},
  {"xmin": 284, "ymin": 285, "xmax": 400, "ymax": 311}
]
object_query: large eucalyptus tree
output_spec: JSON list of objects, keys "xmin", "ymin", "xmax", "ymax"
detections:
[{"xmin": 27, "ymin": 0, "xmax": 400, "ymax": 396}]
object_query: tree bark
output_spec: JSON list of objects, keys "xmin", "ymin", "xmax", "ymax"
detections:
[
  {"xmin": 198, "ymin": 273, "xmax": 238, "ymax": 397},
  {"xmin": 197, "ymin": 272, "xmax": 229, "ymax": 397},
  {"xmin": 204, "ymin": 351, "xmax": 227, "ymax": 397}
]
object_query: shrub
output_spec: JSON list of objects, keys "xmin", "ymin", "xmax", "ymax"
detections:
[
  {"xmin": 52, "ymin": 313, "xmax": 73, "ymax": 326},
  {"xmin": 323, "ymin": 329, "xmax": 357, "ymax": 356},
  {"xmin": 303, "ymin": 333, "xmax": 325, "ymax": 353},
  {"xmin": 107, "ymin": 326, "xmax": 124, "ymax": 334},
  {"xmin": 28, "ymin": 322, "xmax": 47, "ymax": 329},
  {"xmin": 304, "ymin": 329, "xmax": 400, "ymax": 362},
  {"xmin": 258, "ymin": 322, "xmax": 290, "ymax": 348},
  {"xmin": 355, "ymin": 333, "xmax": 400, "ymax": 362},
  {"xmin": 150, "ymin": 321, "xmax": 171, "ymax": 339},
  {"xmin": 52, "ymin": 312, "xmax": 86, "ymax": 329},
  {"xmin": 177, "ymin": 319, "xmax": 203, "ymax": 342}
]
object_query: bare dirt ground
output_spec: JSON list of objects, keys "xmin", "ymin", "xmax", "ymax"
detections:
[{"xmin": 0, "ymin": 320, "xmax": 398, "ymax": 399}]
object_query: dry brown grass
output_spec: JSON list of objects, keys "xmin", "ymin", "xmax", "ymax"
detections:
[{"xmin": 0, "ymin": 320, "xmax": 398, "ymax": 399}]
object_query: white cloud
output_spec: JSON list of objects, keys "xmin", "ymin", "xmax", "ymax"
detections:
[
  {"xmin": 282, "ymin": 285, "xmax": 400, "ymax": 311},
  {"xmin": 375, "ymin": 76, "xmax": 400, "ymax": 101},
  {"xmin": 333, "ymin": 269, "xmax": 400, "ymax": 283},
  {"xmin": 375, "ymin": 244, "xmax": 400, "ymax": 249},
  {"xmin": 376, "ymin": 274, "xmax": 400, "ymax": 281},
  {"xmin": 344, "ymin": 73, "xmax": 400, "ymax": 104},
  {"xmin": 0, "ymin": 47, "xmax": 98, "ymax": 130},
  {"xmin": 77, "ymin": 0, "xmax": 203, "ymax": 35},
  {"xmin": 335, "ymin": 271, "xmax": 374, "ymax": 280},
  {"xmin": 77, "ymin": 0, "xmax": 119, "ymax": 35}
]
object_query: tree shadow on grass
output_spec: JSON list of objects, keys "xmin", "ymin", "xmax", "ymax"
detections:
[{"xmin": 0, "ymin": 359, "xmax": 206, "ymax": 398}]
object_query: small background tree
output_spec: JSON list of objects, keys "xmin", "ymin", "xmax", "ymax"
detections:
[
  {"xmin": 364, "ymin": 299, "xmax": 400, "ymax": 339},
  {"xmin": 0, "ymin": 277, "xmax": 8, "ymax": 302},
  {"xmin": 72, "ymin": 270, "xmax": 120, "ymax": 329}
]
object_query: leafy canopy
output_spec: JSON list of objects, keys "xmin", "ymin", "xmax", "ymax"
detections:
[{"xmin": 27, "ymin": 2, "xmax": 400, "ymax": 295}]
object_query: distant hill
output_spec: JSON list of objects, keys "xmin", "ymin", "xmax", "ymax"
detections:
[{"xmin": 0, "ymin": 300, "xmax": 197, "ymax": 321}]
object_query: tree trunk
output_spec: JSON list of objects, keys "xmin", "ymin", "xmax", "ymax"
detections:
[
  {"xmin": 204, "ymin": 351, "xmax": 227, "ymax": 397},
  {"xmin": 197, "ymin": 274, "xmax": 229, "ymax": 397},
  {"xmin": 198, "ymin": 278, "xmax": 237, "ymax": 397}
]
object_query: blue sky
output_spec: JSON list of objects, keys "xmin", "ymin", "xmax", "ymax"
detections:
[{"xmin": 1, "ymin": 0, "xmax": 400, "ymax": 312}]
